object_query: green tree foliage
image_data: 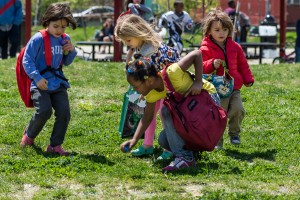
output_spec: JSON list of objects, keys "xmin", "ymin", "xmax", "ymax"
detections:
[{"xmin": 22, "ymin": 0, "xmax": 114, "ymax": 26}]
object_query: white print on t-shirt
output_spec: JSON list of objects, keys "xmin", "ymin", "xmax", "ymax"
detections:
[{"xmin": 51, "ymin": 46, "xmax": 63, "ymax": 55}]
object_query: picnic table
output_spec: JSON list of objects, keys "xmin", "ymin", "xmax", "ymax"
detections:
[
  {"xmin": 75, "ymin": 41, "xmax": 113, "ymax": 61},
  {"xmin": 239, "ymin": 42, "xmax": 279, "ymax": 64},
  {"xmin": 188, "ymin": 42, "xmax": 280, "ymax": 64}
]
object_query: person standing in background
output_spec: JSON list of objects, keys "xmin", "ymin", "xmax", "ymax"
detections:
[
  {"xmin": 295, "ymin": 19, "xmax": 300, "ymax": 63},
  {"xmin": 125, "ymin": 0, "xmax": 153, "ymax": 23},
  {"xmin": 224, "ymin": 0, "xmax": 236, "ymax": 15},
  {"xmin": 0, "ymin": 0, "xmax": 23, "ymax": 59},
  {"xmin": 157, "ymin": 0, "xmax": 193, "ymax": 54}
]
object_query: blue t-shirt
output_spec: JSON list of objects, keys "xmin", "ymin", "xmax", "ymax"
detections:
[{"xmin": 23, "ymin": 31, "xmax": 77, "ymax": 91}]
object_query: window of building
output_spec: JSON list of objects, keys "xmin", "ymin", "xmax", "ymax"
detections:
[{"xmin": 288, "ymin": 0, "xmax": 300, "ymax": 5}]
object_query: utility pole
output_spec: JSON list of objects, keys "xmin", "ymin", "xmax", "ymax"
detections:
[
  {"xmin": 25, "ymin": 0, "xmax": 31, "ymax": 43},
  {"xmin": 266, "ymin": 0, "xmax": 270, "ymax": 15},
  {"xmin": 113, "ymin": 0, "xmax": 123, "ymax": 62}
]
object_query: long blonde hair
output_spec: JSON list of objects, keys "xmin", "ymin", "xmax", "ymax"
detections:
[
  {"xmin": 201, "ymin": 8, "xmax": 233, "ymax": 37},
  {"xmin": 114, "ymin": 14, "xmax": 162, "ymax": 49}
]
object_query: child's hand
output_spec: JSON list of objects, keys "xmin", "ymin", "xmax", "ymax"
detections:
[
  {"xmin": 213, "ymin": 59, "xmax": 224, "ymax": 69},
  {"xmin": 120, "ymin": 139, "xmax": 137, "ymax": 153},
  {"xmin": 62, "ymin": 40, "xmax": 75, "ymax": 53},
  {"xmin": 37, "ymin": 78, "xmax": 48, "ymax": 90},
  {"xmin": 184, "ymin": 79, "xmax": 203, "ymax": 97}
]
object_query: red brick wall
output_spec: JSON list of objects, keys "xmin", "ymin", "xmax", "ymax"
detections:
[{"xmin": 219, "ymin": 0, "xmax": 300, "ymax": 27}]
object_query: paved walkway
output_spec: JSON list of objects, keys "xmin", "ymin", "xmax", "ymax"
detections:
[{"xmin": 74, "ymin": 45, "xmax": 295, "ymax": 65}]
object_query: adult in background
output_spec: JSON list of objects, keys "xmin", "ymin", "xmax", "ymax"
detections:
[
  {"xmin": 95, "ymin": 18, "xmax": 114, "ymax": 54},
  {"xmin": 224, "ymin": 0, "xmax": 236, "ymax": 15},
  {"xmin": 125, "ymin": 0, "xmax": 153, "ymax": 23},
  {"xmin": 295, "ymin": 19, "xmax": 300, "ymax": 63},
  {"xmin": 157, "ymin": 0, "xmax": 193, "ymax": 54},
  {"xmin": 0, "ymin": 0, "xmax": 23, "ymax": 59},
  {"xmin": 224, "ymin": 0, "xmax": 250, "ymax": 47}
]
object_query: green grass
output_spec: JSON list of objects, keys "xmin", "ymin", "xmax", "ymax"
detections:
[{"xmin": 0, "ymin": 57, "xmax": 300, "ymax": 199}]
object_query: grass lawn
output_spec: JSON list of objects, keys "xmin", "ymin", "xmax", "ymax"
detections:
[{"xmin": 0, "ymin": 57, "xmax": 300, "ymax": 199}]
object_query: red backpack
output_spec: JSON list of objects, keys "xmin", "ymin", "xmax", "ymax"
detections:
[
  {"xmin": 161, "ymin": 67, "xmax": 228, "ymax": 151},
  {"xmin": 16, "ymin": 29, "xmax": 66, "ymax": 107}
]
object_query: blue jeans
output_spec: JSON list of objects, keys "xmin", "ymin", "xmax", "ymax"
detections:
[
  {"xmin": 26, "ymin": 87, "xmax": 70, "ymax": 147},
  {"xmin": 295, "ymin": 47, "xmax": 300, "ymax": 63},
  {"xmin": 158, "ymin": 105, "xmax": 194, "ymax": 160}
]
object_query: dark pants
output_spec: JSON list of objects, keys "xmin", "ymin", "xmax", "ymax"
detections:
[
  {"xmin": 0, "ymin": 25, "xmax": 20, "ymax": 59},
  {"xmin": 240, "ymin": 26, "xmax": 248, "ymax": 54},
  {"xmin": 27, "ymin": 87, "xmax": 71, "ymax": 147}
]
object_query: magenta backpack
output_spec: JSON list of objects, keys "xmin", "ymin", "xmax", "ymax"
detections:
[{"xmin": 161, "ymin": 67, "xmax": 227, "ymax": 151}]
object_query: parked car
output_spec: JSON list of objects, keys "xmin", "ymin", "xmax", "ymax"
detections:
[{"xmin": 73, "ymin": 6, "xmax": 114, "ymax": 27}]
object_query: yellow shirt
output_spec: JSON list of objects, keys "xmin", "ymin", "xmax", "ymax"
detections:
[{"xmin": 145, "ymin": 63, "xmax": 216, "ymax": 103}]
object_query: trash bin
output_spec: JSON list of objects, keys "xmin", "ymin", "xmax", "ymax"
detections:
[{"xmin": 259, "ymin": 15, "xmax": 278, "ymax": 58}]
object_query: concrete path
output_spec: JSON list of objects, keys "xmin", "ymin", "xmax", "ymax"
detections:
[{"xmin": 74, "ymin": 44, "xmax": 295, "ymax": 65}]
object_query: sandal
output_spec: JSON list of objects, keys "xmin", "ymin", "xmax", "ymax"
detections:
[
  {"xmin": 131, "ymin": 145, "xmax": 153, "ymax": 157},
  {"xmin": 157, "ymin": 151, "xmax": 173, "ymax": 160}
]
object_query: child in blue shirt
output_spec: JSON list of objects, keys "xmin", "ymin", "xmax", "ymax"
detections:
[{"xmin": 20, "ymin": 3, "xmax": 77, "ymax": 156}]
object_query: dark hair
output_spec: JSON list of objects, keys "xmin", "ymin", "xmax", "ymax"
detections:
[
  {"xmin": 126, "ymin": 54, "xmax": 160, "ymax": 82},
  {"xmin": 41, "ymin": 3, "xmax": 77, "ymax": 29},
  {"xmin": 174, "ymin": 0, "xmax": 184, "ymax": 7},
  {"xmin": 228, "ymin": 1, "xmax": 236, "ymax": 8}
]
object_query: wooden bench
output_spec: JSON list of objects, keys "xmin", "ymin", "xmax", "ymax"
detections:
[
  {"xmin": 75, "ymin": 41, "xmax": 113, "ymax": 61},
  {"xmin": 239, "ymin": 42, "xmax": 279, "ymax": 64},
  {"xmin": 187, "ymin": 42, "xmax": 280, "ymax": 64}
]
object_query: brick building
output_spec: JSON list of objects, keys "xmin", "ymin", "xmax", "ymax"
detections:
[{"xmin": 219, "ymin": 0, "xmax": 300, "ymax": 27}]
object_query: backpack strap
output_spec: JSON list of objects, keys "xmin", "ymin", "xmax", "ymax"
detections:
[
  {"xmin": 0, "ymin": 0, "xmax": 16, "ymax": 15},
  {"xmin": 39, "ymin": 29, "xmax": 52, "ymax": 67},
  {"xmin": 161, "ymin": 65, "xmax": 176, "ymax": 93},
  {"xmin": 38, "ymin": 30, "xmax": 69, "ymax": 82}
]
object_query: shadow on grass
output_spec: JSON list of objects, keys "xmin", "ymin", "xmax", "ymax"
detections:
[
  {"xmin": 224, "ymin": 149, "xmax": 277, "ymax": 162},
  {"xmin": 153, "ymin": 153, "xmax": 221, "ymax": 176},
  {"xmin": 32, "ymin": 145, "xmax": 115, "ymax": 165}
]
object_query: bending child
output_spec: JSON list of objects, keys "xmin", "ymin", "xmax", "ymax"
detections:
[
  {"xmin": 115, "ymin": 14, "xmax": 180, "ymax": 160},
  {"xmin": 20, "ymin": 3, "xmax": 77, "ymax": 156},
  {"xmin": 200, "ymin": 9, "xmax": 254, "ymax": 148},
  {"xmin": 120, "ymin": 50, "xmax": 219, "ymax": 172}
]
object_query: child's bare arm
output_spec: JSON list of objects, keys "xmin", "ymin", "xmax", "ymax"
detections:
[
  {"xmin": 177, "ymin": 50, "xmax": 203, "ymax": 96},
  {"xmin": 126, "ymin": 48, "xmax": 135, "ymax": 63}
]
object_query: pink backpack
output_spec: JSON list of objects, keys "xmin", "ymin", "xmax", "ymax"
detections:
[{"xmin": 162, "ymin": 67, "xmax": 227, "ymax": 151}]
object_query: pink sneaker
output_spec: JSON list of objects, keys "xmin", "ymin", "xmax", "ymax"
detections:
[
  {"xmin": 20, "ymin": 132, "xmax": 34, "ymax": 147},
  {"xmin": 46, "ymin": 145, "xmax": 70, "ymax": 156},
  {"xmin": 162, "ymin": 157, "xmax": 196, "ymax": 172}
]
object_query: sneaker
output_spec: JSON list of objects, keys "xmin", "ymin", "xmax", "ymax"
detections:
[
  {"xmin": 130, "ymin": 145, "xmax": 153, "ymax": 157},
  {"xmin": 157, "ymin": 151, "xmax": 173, "ymax": 160},
  {"xmin": 162, "ymin": 157, "xmax": 196, "ymax": 172},
  {"xmin": 230, "ymin": 136, "xmax": 241, "ymax": 145},
  {"xmin": 20, "ymin": 132, "xmax": 34, "ymax": 147},
  {"xmin": 46, "ymin": 145, "xmax": 70, "ymax": 156}
]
